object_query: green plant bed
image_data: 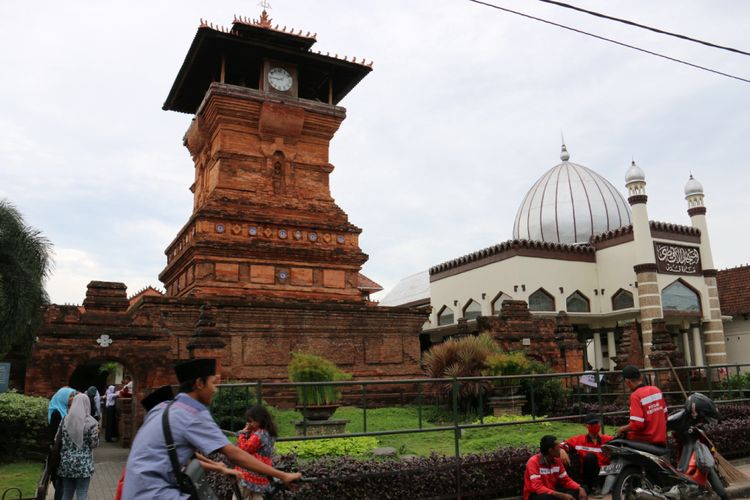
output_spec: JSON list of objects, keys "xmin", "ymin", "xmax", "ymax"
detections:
[
  {"xmin": 277, "ymin": 437, "xmax": 379, "ymax": 459},
  {"xmin": 0, "ymin": 461, "xmax": 43, "ymax": 498},
  {"xmin": 261, "ymin": 406, "xmax": 588, "ymax": 457}
]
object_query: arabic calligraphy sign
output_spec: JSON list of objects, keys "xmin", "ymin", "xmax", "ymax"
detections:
[{"xmin": 654, "ymin": 242, "xmax": 702, "ymax": 275}]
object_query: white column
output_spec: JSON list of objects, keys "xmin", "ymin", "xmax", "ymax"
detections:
[
  {"xmin": 682, "ymin": 330, "xmax": 693, "ymax": 366},
  {"xmin": 607, "ymin": 331, "xmax": 617, "ymax": 370},
  {"xmin": 692, "ymin": 326, "xmax": 705, "ymax": 367},
  {"xmin": 593, "ymin": 332, "xmax": 603, "ymax": 371}
]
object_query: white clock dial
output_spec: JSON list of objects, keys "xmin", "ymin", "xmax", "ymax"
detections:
[{"xmin": 267, "ymin": 67, "xmax": 293, "ymax": 92}]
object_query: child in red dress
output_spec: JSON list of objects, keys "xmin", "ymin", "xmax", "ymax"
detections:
[{"xmin": 236, "ymin": 405, "xmax": 278, "ymax": 500}]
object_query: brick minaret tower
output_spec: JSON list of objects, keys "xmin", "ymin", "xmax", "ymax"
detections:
[
  {"xmin": 625, "ymin": 161, "xmax": 663, "ymax": 367},
  {"xmin": 685, "ymin": 175, "xmax": 727, "ymax": 365},
  {"xmin": 159, "ymin": 11, "xmax": 373, "ymax": 302}
]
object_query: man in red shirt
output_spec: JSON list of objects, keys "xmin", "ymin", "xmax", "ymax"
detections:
[
  {"xmin": 616, "ymin": 365, "xmax": 667, "ymax": 445},
  {"xmin": 562, "ymin": 413, "xmax": 613, "ymax": 493},
  {"xmin": 524, "ymin": 435, "xmax": 588, "ymax": 500}
]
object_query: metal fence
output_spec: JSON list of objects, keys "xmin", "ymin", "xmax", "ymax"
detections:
[{"xmin": 213, "ymin": 363, "xmax": 750, "ymax": 498}]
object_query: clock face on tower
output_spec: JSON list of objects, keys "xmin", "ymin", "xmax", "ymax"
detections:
[{"xmin": 267, "ymin": 67, "xmax": 293, "ymax": 91}]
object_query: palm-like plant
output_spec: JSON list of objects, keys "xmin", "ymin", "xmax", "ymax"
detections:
[
  {"xmin": 0, "ymin": 200, "xmax": 52, "ymax": 358},
  {"xmin": 423, "ymin": 334, "xmax": 496, "ymax": 409}
]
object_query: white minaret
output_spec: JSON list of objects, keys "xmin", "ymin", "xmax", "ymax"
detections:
[
  {"xmin": 684, "ymin": 175, "xmax": 726, "ymax": 365},
  {"xmin": 625, "ymin": 161, "xmax": 662, "ymax": 366}
]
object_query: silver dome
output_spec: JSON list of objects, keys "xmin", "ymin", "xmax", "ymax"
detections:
[
  {"xmin": 513, "ymin": 148, "xmax": 632, "ymax": 244},
  {"xmin": 684, "ymin": 175, "xmax": 704, "ymax": 198},
  {"xmin": 625, "ymin": 161, "xmax": 645, "ymax": 184}
]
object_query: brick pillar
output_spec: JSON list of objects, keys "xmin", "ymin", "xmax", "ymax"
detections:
[
  {"xmin": 613, "ymin": 322, "xmax": 643, "ymax": 370},
  {"xmin": 555, "ymin": 312, "xmax": 582, "ymax": 373},
  {"xmin": 188, "ymin": 304, "xmax": 227, "ymax": 378},
  {"xmin": 701, "ymin": 271, "xmax": 727, "ymax": 365},
  {"xmin": 634, "ymin": 263, "xmax": 663, "ymax": 367}
]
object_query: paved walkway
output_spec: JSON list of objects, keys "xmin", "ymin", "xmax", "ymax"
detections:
[{"xmin": 47, "ymin": 441, "xmax": 129, "ymax": 500}]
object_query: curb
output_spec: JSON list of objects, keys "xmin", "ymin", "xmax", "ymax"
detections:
[{"xmin": 727, "ymin": 481, "xmax": 750, "ymax": 498}]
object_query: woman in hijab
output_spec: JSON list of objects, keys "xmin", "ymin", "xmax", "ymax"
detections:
[
  {"xmin": 85, "ymin": 386, "xmax": 100, "ymax": 421},
  {"xmin": 104, "ymin": 385, "xmax": 118, "ymax": 442},
  {"xmin": 58, "ymin": 393, "xmax": 99, "ymax": 500},
  {"xmin": 49, "ymin": 387, "xmax": 77, "ymax": 500},
  {"xmin": 48, "ymin": 387, "xmax": 76, "ymax": 439}
]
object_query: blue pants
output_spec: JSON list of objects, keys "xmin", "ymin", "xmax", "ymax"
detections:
[{"xmin": 61, "ymin": 477, "xmax": 91, "ymax": 500}]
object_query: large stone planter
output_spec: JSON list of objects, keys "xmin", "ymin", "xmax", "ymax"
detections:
[
  {"xmin": 488, "ymin": 395, "xmax": 526, "ymax": 416},
  {"xmin": 294, "ymin": 418, "xmax": 350, "ymax": 436},
  {"xmin": 295, "ymin": 404, "xmax": 339, "ymax": 421}
]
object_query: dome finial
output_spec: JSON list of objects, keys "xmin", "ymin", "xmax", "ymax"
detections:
[{"xmin": 560, "ymin": 133, "xmax": 570, "ymax": 161}]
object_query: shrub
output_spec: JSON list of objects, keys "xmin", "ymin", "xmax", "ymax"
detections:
[
  {"xmin": 720, "ymin": 373, "xmax": 750, "ymax": 400},
  {"xmin": 288, "ymin": 352, "xmax": 351, "ymax": 406},
  {"xmin": 423, "ymin": 334, "xmax": 496, "ymax": 410},
  {"xmin": 562, "ymin": 402, "xmax": 629, "ymax": 426},
  {"xmin": 716, "ymin": 402, "xmax": 750, "ymax": 421},
  {"xmin": 0, "ymin": 391, "xmax": 49, "ymax": 461},
  {"xmin": 273, "ymin": 448, "xmax": 533, "ymax": 499},
  {"xmin": 520, "ymin": 364, "xmax": 571, "ymax": 417},
  {"xmin": 211, "ymin": 383, "xmax": 257, "ymax": 431},
  {"xmin": 706, "ymin": 416, "xmax": 750, "ymax": 459},
  {"xmin": 276, "ymin": 437, "xmax": 378, "ymax": 459}
]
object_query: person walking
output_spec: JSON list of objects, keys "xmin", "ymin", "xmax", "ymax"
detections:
[
  {"xmin": 58, "ymin": 393, "xmax": 100, "ymax": 500},
  {"xmin": 48, "ymin": 387, "xmax": 77, "ymax": 500},
  {"xmin": 104, "ymin": 385, "xmax": 118, "ymax": 442}
]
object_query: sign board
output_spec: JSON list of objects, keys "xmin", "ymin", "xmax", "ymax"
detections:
[
  {"xmin": 580, "ymin": 372, "xmax": 604, "ymax": 388},
  {"xmin": 0, "ymin": 362, "xmax": 10, "ymax": 393},
  {"xmin": 654, "ymin": 242, "xmax": 702, "ymax": 275}
]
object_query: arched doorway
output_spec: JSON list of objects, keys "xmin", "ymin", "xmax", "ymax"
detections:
[{"xmin": 68, "ymin": 359, "xmax": 127, "ymax": 393}]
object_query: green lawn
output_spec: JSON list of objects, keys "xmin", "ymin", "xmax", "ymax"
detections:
[
  {"xmin": 0, "ymin": 461, "xmax": 43, "ymax": 498},
  {"xmin": 264, "ymin": 405, "xmax": 584, "ymax": 456}
]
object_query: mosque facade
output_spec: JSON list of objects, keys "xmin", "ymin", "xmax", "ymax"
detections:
[{"xmin": 383, "ymin": 145, "xmax": 728, "ymax": 370}]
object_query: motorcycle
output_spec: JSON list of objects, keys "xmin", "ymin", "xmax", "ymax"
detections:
[{"xmin": 599, "ymin": 393, "xmax": 729, "ymax": 500}]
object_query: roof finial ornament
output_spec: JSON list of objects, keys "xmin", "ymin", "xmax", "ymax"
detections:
[
  {"xmin": 255, "ymin": 0, "xmax": 273, "ymax": 28},
  {"xmin": 560, "ymin": 132, "xmax": 570, "ymax": 162}
]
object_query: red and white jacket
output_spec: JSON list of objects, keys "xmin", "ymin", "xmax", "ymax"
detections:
[
  {"xmin": 563, "ymin": 433, "xmax": 613, "ymax": 467},
  {"xmin": 629, "ymin": 384, "xmax": 667, "ymax": 445},
  {"xmin": 523, "ymin": 453, "xmax": 580, "ymax": 500}
]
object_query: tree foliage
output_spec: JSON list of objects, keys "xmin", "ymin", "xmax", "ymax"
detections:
[{"xmin": 0, "ymin": 200, "xmax": 53, "ymax": 358}]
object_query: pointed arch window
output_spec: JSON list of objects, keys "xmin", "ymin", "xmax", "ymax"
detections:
[
  {"xmin": 566, "ymin": 291, "xmax": 590, "ymax": 313},
  {"xmin": 463, "ymin": 299, "xmax": 482, "ymax": 320},
  {"xmin": 437, "ymin": 306, "xmax": 455, "ymax": 326},
  {"xmin": 491, "ymin": 292, "xmax": 512, "ymax": 315},
  {"xmin": 662, "ymin": 280, "xmax": 701, "ymax": 313},
  {"xmin": 528, "ymin": 288, "xmax": 555, "ymax": 312},
  {"xmin": 612, "ymin": 289, "xmax": 634, "ymax": 310}
]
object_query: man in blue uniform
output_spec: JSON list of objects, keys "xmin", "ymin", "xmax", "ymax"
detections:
[{"xmin": 122, "ymin": 359, "xmax": 300, "ymax": 499}]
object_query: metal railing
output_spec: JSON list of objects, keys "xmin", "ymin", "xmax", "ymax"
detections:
[{"xmin": 213, "ymin": 363, "xmax": 750, "ymax": 498}]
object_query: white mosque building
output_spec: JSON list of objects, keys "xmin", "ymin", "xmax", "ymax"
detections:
[{"xmin": 382, "ymin": 144, "xmax": 729, "ymax": 369}]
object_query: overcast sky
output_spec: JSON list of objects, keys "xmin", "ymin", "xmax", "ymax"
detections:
[{"xmin": 1, "ymin": 1, "xmax": 749, "ymax": 305}]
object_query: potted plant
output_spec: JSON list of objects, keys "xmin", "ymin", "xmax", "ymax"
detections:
[
  {"xmin": 483, "ymin": 351, "xmax": 532, "ymax": 415},
  {"xmin": 288, "ymin": 351, "xmax": 352, "ymax": 421}
]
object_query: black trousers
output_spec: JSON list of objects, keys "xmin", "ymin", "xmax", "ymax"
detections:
[
  {"xmin": 529, "ymin": 488, "xmax": 580, "ymax": 500},
  {"xmin": 580, "ymin": 452, "xmax": 602, "ymax": 491},
  {"xmin": 105, "ymin": 405, "xmax": 118, "ymax": 441}
]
